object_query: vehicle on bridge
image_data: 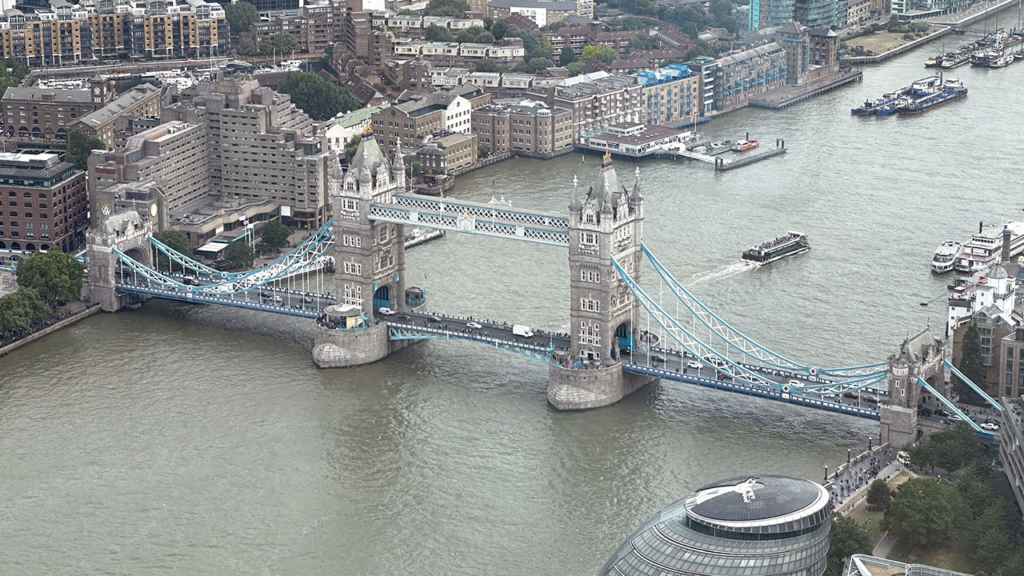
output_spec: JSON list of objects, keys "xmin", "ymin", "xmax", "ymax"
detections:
[
  {"xmin": 467, "ymin": 322, "xmax": 482, "ymax": 329},
  {"xmin": 513, "ymin": 325, "xmax": 534, "ymax": 338},
  {"xmin": 378, "ymin": 307, "xmax": 395, "ymax": 316},
  {"xmin": 981, "ymin": 422, "xmax": 999, "ymax": 431}
]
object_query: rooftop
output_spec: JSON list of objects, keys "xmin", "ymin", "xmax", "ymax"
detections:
[
  {"xmin": 488, "ymin": 0, "xmax": 578, "ymax": 10},
  {"xmin": 685, "ymin": 476, "xmax": 826, "ymax": 524},
  {"xmin": 3, "ymin": 86, "xmax": 93, "ymax": 103},
  {"xmin": 75, "ymin": 84, "xmax": 159, "ymax": 128}
]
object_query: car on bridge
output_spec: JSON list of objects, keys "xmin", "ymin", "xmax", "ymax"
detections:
[
  {"xmin": 467, "ymin": 322, "xmax": 482, "ymax": 329},
  {"xmin": 650, "ymin": 355, "xmax": 665, "ymax": 364},
  {"xmin": 182, "ymin": 276, "xmax": 200, "ymax": 286},
  {"xmin": 981, "ymin": 422, "xmax": 999, "ymax": 431},
  {"xmin": 268, "ymin": 295, "xmax": 284, "ymax": 305},
  {"xmin": 687, "ymin": 360, "xmax": 701, "ymax": 369},
  {"xmin": 303, "ymin": 294, "xmax": 314, "ymax": 304},
  {"xmin": 843, "ymin": 392, "xmax": 859, "ymax": 399}
]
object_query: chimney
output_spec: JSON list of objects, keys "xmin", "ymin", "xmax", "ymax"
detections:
[
  {"xmin": 1003, "ymin": 228, "xmax": 1012, "ymax": 262},
  {"xmin": 979, "ymin": 221, "xmax": 983, "ymax": 234}
]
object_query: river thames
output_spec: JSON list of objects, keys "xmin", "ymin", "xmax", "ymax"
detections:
[{"xmin": 3, "ymin": 42, "xmax": 1024, "ymax": 574}]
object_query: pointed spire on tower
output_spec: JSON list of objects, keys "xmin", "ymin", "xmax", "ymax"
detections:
[
  {"xmin": 630, "ymin": 165, "xmax": 642, "ymax": 203},
  {"xmin": 569, "ymin": 174, "xmax": 582, "ymax": 211}
]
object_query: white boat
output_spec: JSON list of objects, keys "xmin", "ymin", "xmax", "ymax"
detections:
[
  {"xmin": 954, "ymin": 221, "xmax": 1024, "ymax": 273},
  {"xmin": 931, "ymin": 240, "xmax": 963, "ymax": 273}
]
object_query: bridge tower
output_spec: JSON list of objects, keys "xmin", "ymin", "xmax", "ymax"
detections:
[
  {"xmin": 312, "ymin": 130, "xmax": 409, "ymax": 368},
  {"xmin": 879, "ymin": 328, "xmax": 949, "ymax": 448},
  {"xmin": 547, "ymin": 153, "xmax": 655, "ymax": 410},
  {"xmin": 85, "ymin": 208, "xmax": 154, "ymax": 312}
]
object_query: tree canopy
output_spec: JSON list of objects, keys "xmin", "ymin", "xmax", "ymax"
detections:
[
  {"xmin": 65, "ymin": 130, "xmax": 107, "ymax": 171},
  {"xmin": 707, "ymin": 0, "xmax": 738, "ymax": 34},
  {"xmin": 559, "ymin": 46, "xmax": 576, "ymax": 66},
  {"xmin": 627, "ymin": 33, "xmax": 657, "ymax": 52},
  {"xmin": 882, "ymin": 478, "xmax": 964, "ymax": 549},
  {"xmin": 425, "ymin": 24, "xmax": 454, "ymax": 42},
  {"xmin": 0, "ymin": 58, "xmax": 29, "ymax": 98},
  {"xmin": 456, "ymin": 26, "xmax": 494, "ymax": 44},
  {"xmin": 907, "ymin": 422, "xmax": 988, "ymax": 473},
  {"xmin": 152, "ymin": 230, "xmax": 193, "ymax": 271},
  {"xmin": 0, "ymin": 287, "xmax": 52, "ymax": 338},
  {"xmin": 225, "ymin": 1, "xmax": 259, "ymax": 37},
  {"xmin": 957, "ymin": 323, "xmax": 986, "ymax": 404},
  {"xmin": 866, "ymin": 479, "xmax": 891, "ymax": 510},
  {"xmin": 224, "ymin": 242, "xmax": 255, "ymax": 269},
  {"xmin": 261, "ymin": 219, "xmax": 291, "ymax": 250},
  {"xmin": 260, "ymin": 33, "xmax": 297, "ymax": 56},
  {"xmin": 424, "ymin": 0, "xmax": 469, "ymax": 17},
  {"xmin": 664, "ymin": 4, "xmax": 707, "ymax": 40},
  {"xmin": 581, "ymin": 44, "xmax": 618, "ymax": 64},
  {"xmin": 489, "ymin": 19, "xmax": 509, "ymax": 40},
  {"xmin": 15, "ymin": 250, "xmax": 84, "ymax": 306},
  {"xmin": 506, "ymin": 27, "xmax": 553, "ymax": 62},
  {"xmin": 825, "ymin": 514, "xmax": 871, "ymax": 576},
  {"xmin": 277, "ymin": 72, "xmax": 359, "ymax": 121}
]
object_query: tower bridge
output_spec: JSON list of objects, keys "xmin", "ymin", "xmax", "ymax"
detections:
[{"xmin": 82, "ymin": 134, "xmax": 1002, "ymax": 446}]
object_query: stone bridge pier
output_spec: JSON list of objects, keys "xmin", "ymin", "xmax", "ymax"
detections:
[
  {"xmin": 85, "ymin": 210, "xmax": 154, "ymax": 312},
  {"xmin": 879, "ymin": 328, "xmax": 949, "ymax": 449}
]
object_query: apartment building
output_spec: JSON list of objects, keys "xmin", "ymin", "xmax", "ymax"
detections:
[
  {"xmin": 713, "ymin": 43, "xmax": 787, "ymax": 111},
  {"xmin": 0, "ymin": 150, "xmax": 87, "ymax": 253},
  {"xmin": 389, "ymin": 38, "xmax": 526, "ymax": 68},
  {"xmin": 371, "ymin": 85, "xmax": 491, "ymax": 153},
  {"xmin": 471, "ymin": 100, "xmax": 572, "ymax": 157},
  {"xmin": 246, "ymin": 0, "xmax": 345, "ymax": 55},
  {"xmin": 2, "ymin": 79, "xmax": 113, "ymax": 141},
  {"xmin": 528, "ymin": 71, "xmax": 642, "ymax": 141},
  {"xmin": 416, "ymin": 132, "xmax": 478, "ymax": 173},
  {"xmin": 635, "ymin": 63, "xmax": 701, "ymax": 126},
  {"xmin": 0, "ymin": 0, "xmax": 229, "ymax": 65}
]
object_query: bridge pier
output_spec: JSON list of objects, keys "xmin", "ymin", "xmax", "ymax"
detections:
[
  {"xmin": 548, "ymin": 363, "xmax": 655, "ymax": 410},
  {"xmin": 312, "ymin": 320, "xmax": 390, "ymax": 368}
]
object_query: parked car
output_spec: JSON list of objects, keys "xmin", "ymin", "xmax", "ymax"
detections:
[{"xmin": 897, "ymin": 451, "xmax": 911, "ymax": 465}]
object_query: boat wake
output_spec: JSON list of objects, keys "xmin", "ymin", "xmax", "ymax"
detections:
[{"xmin": 689, "ymin": 261, "xmax": 754, "ymax": 286}]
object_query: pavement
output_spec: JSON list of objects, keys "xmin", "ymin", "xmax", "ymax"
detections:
[
  {"xmin": 873, "ymin": 531, "xmax": 898, "ymax": 557},
  {"xmin": 829, "ymin": 447, "xmax": 898, "ymax": 511}
]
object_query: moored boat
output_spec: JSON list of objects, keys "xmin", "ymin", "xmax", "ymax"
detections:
[
  {"xmin": 731, "ymin": 139, "xmax": 759, "ymax": 152},
  {"xmin": 742, "ymin": 232, "xmax": 810, "ymax": 265},
  {"xmin": 895, "ymin": 78, "xmax": 967, "ymax": 116},
  {"xmin": 954, "ymin": 221, "xmax": 1024, "ymax": 273},
  {"xmin": 932, "ymin": 241, "xmax": 963, "ymax": 273}
]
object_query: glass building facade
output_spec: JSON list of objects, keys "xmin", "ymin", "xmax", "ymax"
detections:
[{"xmin": 601, "ymin": 476, "xmax": 832, "ymax": 576}]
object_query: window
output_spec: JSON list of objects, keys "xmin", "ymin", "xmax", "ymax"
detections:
[
  {"xmin": 342, "ymin": 198, "xmax": 357, "ymax": 212},
  {"xmin": 581, "ymin": 232, "xmax": 597, "ymax": 245},
  {"xmin": 342, "ymin": 234, "xmax": 361, "ymax": 247},
  {"xmin": 343, "ymin": 261, "xmax": 362, "ymax": 275},
  {"xmin": 1007, "ymin": 373, "xmax": 1013, "ymax": 385},
  {"xmin": 581, "ymin": 297, "xmax": 600, "ymax": 312}
]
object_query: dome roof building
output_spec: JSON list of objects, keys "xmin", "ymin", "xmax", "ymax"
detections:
[{"xmin": 600, "ymin": 475, "xmax": 832, "ymax": 576}]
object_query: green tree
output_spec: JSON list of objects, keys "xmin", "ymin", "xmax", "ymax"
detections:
[
  {"xmin": 566, "ymin": 61, "xmax": 586, "ymax": 76},
  {"xmin": 825, "ymin": 514, "xmax": 872, "ymax": 576},
  {"xmin": 581, "ymin": 44, "xmax": 617, "ymax": 64},
  {"xmin": 685, "ymin": 40, "xmax": 716, "ymax": 60},
  {"xmin": 628, "ymin": 33, "xmax": 657, "ymax": 51},
  {"xmin": 559, "ymin": 46, "xmax": 576, "ymax": 66},
  {"xmin": 456, "ymin": 25, "xmax": 488, "ymax": 43},
  {"xmin": 277, "ymin": 72, "xmax": 358, "ymax": 121},
  {"xmin": 15, "ymin": 250, "xmax": 84, "ymax": 306},
  {"xmin": 152, "ymin": 230, "xmax": 193, "ymax": 271},
  {"xmin": 261, "ymin": 219, "xmax": 291, "ymax": 250},
  {"xmin": 344, "ymin": 134, "xmax": 362, "ymax": 163},
  {"xmin": 506, "ymin": 27, "xmax": 552, "ymax": 62},
  {"xmin": 882, "ymin": 478, "xmax": 964, "ymax": 549},
  {"xmin": 708, "ymin": 0, "xmax": 738, "ymax": 33},
  {"xmin": 65, "ymin": 130, "xmax": 107, "ymax": 170},
  {"xmin": 957, "ymin": 323, "xmax": 986, "ymax": 404},
  {"xmin": 0, "ymin": 58, "xmax": 29, "ymax": 97},
  {"xmin": 1000, "ymin": 549, "xmax": 1024, "ymax": 576},
  {"xmin": 0, "ymin": 287, "xmax": 52, "ymax": 337},
  {"xmin": 224, "ymin": 1, "xmax": 259, "ymax": 37},
  {"xmin": 866, "ymin": 479, "xmax": 892, "ymax": 511},
  {"xmin": 224, "ymin": 242, "xmax": 255, "ymax": 269},
  {"xmin": 237, "ymin": 37, "xmax": 258, "ymax": 56},
  {"xmin": 475, "ymin": 31, "xmax": 495, "ymax": 44},
  {"xmin": 909, "ymin": 422, "xmax": 987, "ymax": 472},
  {"xmin": 527, "ymin": 57, "xmax": 554, "ymax": 72},
  {"xmin": 665, "ymin": 4, "xmax": 707, "ymax": 40},
  {"xmin": 425, "ymin": 24, "xmax": 455, "ymax": 42},
  {"xmin": 424, "ymin": 0, "xmax": 470, "ymax": 16},
  {"xmin": 489, "ymin": 19, "xmax": 509, "ymax": 40},
  {"xmin": 260, "ymin": 33, "xmax": 297, "ymax": 56},
  {"xmin": 474, "ymin": 59, "xmax": 500, "ymax": 72}
]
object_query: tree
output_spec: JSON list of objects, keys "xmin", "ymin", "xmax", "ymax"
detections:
[
  {"xmin": 261, "ymin": 219, "xmax": 291, "ymax": 250},
  {"xmin": 277, "ymin": 72, "xmax": 358, "ymax": 121},
  {"xmin": 957, "ymin": 323, "xmax": 986, "ymax": 405},
  {"xmin": 474, "ymin": 59, "xmax": 500, "ymax": 73},
  {"xmin": 0, "ymin": 287, "xmax": 52, "ymax": 337},
  {"xmin": 475, "ymin": 31, "xmax": 495, "ymax": 44},
  {"xmin": 559, "ymin": 46, "xmax": 576, "ymax": 66},
  {"xmin": 665, "ymin": 4, "xmax": 707, "ymax": 40},
  {"xmin": 581, "ymin": 44, "xmax": 617, "ymax": 64},
  {"xmin": 425, "ymin": 24, "xmax": 455, "ymax": 42},
  {"xmin": 152, "ymin": 230, "xmax": 193, "ymax": 271},
  {"xmin": 424, "ymin": 0, "xmax": 470, "ymax": 16},
  {"xmin": 707, "ymin": 0, "xmax": 738, "ymax": 33},
  {"xmin": 457, "ymin": 26, "xmax": 489, "ymax": 43},
  {"xmin": 882, "ymin": 478, "xmax": 964, "ymax": 549},
  {"xmin": 65, "ymin": 130, "xmax": 107, "ymax": 170},
  {"xmin": 909, "ymin": 422, "xmax": 988, "ymax": 473},
  {"xmin": 15, "ymin": 250, "xmax": 84, "ymax": 306},
  {"xmin": 260, "ymin": 33, "xmax": 297, "ymax": 56},
  {"xmin": 506, "ymin": 27, "xmax": 552, "ymax": 62},
  {"xmin": 825, "ymin": 514, "xmax": 871, "ymax": 576},
  {"xmin": 224, "ymin": 242, "xmax": 255, "ymax": 269},
  {"xmin": 566, "ymin": 61, "xmax": 586, "ymax": 76},
  {"xmin": 685, "ymin": 40, "xmax": 716, "ymax": 60},
  {"xmin": 344, "ymin": 134, "xmax": 362, "ymax": 164},
  {"xmin": 237, "ymin": 37, "xmax": 258, "ymax": 56},
  {"xmin": 527, "ymin": 57, "xmax": 554, "ymax": 72},
  {"xmin": 489, "ymin": 19, "xmax": 509, "ymax": 40},
  {"xmin": 0, "ymin": 58, "xmax": 29, "ymax": 97},
  {"xmin": 866, "ymin": 479, "xmax": 892, "ymax": 511},
  {"xmin": 224, "ymin": 1, "xmax": 259, "ymax": 37},
  {"xmin": 627, "ymin": 33, "xmax": 657, "ymax": 51}
]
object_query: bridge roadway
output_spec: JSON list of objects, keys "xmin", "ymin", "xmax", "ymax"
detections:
[
  {"xmin": 385, "ymin": 310, "xmax": 570, "ymax": 354},
  {"xmin": 115, "ymin": 275, "xmax": 334, "ymax": 318}
]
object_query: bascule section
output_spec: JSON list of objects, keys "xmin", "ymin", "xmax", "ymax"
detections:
[
  {"xmin": 547, "ymin": 153, "xmax": 655, "ymax": 410},
  {"xmin": 312, "ymin": 130, "xmax": 413, "ymax": 368}
]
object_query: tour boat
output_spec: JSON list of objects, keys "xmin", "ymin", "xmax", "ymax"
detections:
[
  {"xmin": 731, "ymin": 139, "xmax": 759, "ymax": 152},
  {"xmin": 742, "ymin": 232, "xmax": 810, "ymax": 265},
  {"xmin": 954, "ymin": 221, "xmax": 1024, "ymax": 273},
  {"xmin": 931, "ymin": 241, "xmax": 963, "ymax": 274}
]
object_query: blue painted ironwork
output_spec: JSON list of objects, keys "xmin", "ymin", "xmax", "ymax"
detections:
[
  {"xmin": 943, "ymin": 360, "xmax": 1003, "ymax": 412},
  {"xmin": 387, "ymin": 322, "xmax": 557, "ymax": 364},
  {"xmin": 367, "ymin": 204, "xmax": 569, "ymax": 246},
  {"xmin": 917, "ymin": 376, "xmax": 993, "ymax": 437},
  {"xmin": 114, "ymin": 282, "xmax": 321, "ymax": 317}
]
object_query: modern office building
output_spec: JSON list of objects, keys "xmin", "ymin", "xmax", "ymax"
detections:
[
  {"xmin": 0, "ymin": 151, "xmax": 88, "ymax": 253},
  {"xmin": 600, "ymin": 475, "xmax": 832, "ymax": 576}
]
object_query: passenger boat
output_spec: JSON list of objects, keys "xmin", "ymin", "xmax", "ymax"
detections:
[
  {"xmin": 954, "ymin": 221, "xmax": 1024, "ymax": 273},
  {"xmin": 741, "ymin": 232, "xmax": 810, "ymax": 265},
  {"xmin": 931, "ymin": 240, "xmax": 964, "ymax": 274},
  {"xmin": 731, "ymin": 139, "xmax": 759, "ymax": 152}
]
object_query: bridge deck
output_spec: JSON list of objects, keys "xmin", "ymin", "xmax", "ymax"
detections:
[{"xmin": 115, "ymin": 283, "xmax": 330, "ymax": 318}]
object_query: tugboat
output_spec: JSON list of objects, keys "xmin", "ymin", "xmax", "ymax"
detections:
[
  {"xmin": 931, "ymin": 240, "xmax": 964, "ymax": 274},
  {"xmin": 742, "ymin": 232, "xmax": 810, "ymax": 265},
  {"xmin": 731, "ymin": 139, "xmax": 760, "ymax": 152}
]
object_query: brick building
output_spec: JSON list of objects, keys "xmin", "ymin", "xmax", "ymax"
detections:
[
  {"xmin": 2, "ymin": 79, "xmax": 113, "ymax": 141},
  {"xmin": 371, "ymin": 85, "xmax": 491, "ymax": 153},
  {"xmin": 69, "ymin": 83, "xmax": 162, "ymax": 148},
  {"xmin": 416, "ymin": 132, "xmax": 478, "ymax": 173},
  {"xmin": 0, "ymin": 151, "xmax": 87, "ymax": 253},
  {"xmin": 471, "ymin": 100, "xmax": 572, "ymax": 157},
  {"xmin": 528, "ymin": 71, "xmax": 641, "ymax": 140}
]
